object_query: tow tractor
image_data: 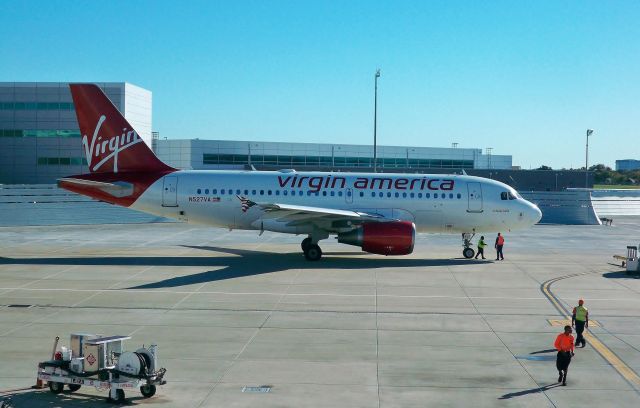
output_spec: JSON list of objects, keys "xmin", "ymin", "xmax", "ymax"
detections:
[{"xmin": 36, "ymin": 333, "xmax": 166, "ymax": 403}]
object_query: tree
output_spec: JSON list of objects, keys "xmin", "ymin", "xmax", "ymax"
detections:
[{"xmin": 536, "ymin": 165, "xmax": 553, "ymax": 170}]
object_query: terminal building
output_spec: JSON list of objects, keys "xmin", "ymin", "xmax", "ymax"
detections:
[
  {"xmin": 616, "ymin": 159, "xmax": 640, "ymax": 171},
  {"xmin": 0, "ymin": 82, "xmax": 151, "ymax": 184},
  {"xmin": 153, "ymin": 139, "xmax": 512, "ymax": 172}
]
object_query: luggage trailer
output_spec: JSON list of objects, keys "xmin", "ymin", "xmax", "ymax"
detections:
[{"xmin": 36, "ymin": 334, "xmax": 166, "ymax": 403}]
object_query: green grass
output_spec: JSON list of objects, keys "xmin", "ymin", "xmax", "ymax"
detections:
[{"xmin": 594, "ymin": 184, "xmax": 640, "ymax": 189}]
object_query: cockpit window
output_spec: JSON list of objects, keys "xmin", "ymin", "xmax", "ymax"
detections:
[{"xmin": 501, "ymin": 191, "xmax": 518, "ymax": 200}]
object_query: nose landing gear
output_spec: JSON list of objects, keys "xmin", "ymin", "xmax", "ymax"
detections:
[{"xmin": 462, "ymin": 232, "xmax": 476, "ymax": 259}]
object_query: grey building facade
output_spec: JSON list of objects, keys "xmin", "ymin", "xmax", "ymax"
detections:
[
  {"xmin": 154, "ymin": 139, "xmax": 512, "ymax": 173},
  {"xmin": 0, "ymin": 82, "xmax": 151, "ymax": 184}
]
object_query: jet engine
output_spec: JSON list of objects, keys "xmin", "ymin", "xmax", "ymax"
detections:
[{"xmin": 337, "ymin": 221, "xmax": 415, "ymax": 255}]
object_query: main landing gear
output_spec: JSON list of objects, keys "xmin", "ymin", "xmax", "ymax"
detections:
[
  {"xmin": 301, "ymin": 232, "xmax": 328, "ymax": 261},
  {"xmin": 462, "ymin": 232, "xmax": 476, "ymax": 259}
]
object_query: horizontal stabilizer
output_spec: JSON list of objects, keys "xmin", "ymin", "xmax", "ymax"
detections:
[{"xmin": 57, "ymin": 178, "xmax": 134, "ymax": 198}]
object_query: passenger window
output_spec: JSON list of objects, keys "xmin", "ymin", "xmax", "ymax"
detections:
[
  {"xmin": 410, "ymin": 193, "xmax": 415, "ymax": 198},
  {"xmin": 236, "ymin": 189, "xmax": 241, "ymax": 195},
  {"xmin": 501, "ymin": 192, "xmax": 508, "ymax": 200},
  {"xmin": 298, "ymin": 191, "xmax": 303, "ymax": 196},
  {"xmin": 244, "ymin": 190, "xmax": 248, "ymax": 195},
  {"xmin": 426, "ymin": 193, "xmax": 430, "ymax": 198},
  {"xmin": 204, "ymin": 189, "xmax": 209, "ymax": 194},
  {"xmin": 275, "ymin": 190, "xmax": 280, "ymax": 196},
  {"xmin": 418, "ymin": 193, "xmax": 422, "ymax": 198},
  {"xmin": 359, "ymin": 192, "xmax": 364, "ymax": 197},
  {"xmin": 197, "ymin": 189, "xmax": 201, "ymax": 194},
  {"xmin": 434, "ymin": 193, "xmax": 438, "ymax": 198},
  {"xmin": 252, "ymin": 190, "xmax": 256, "ymax": 195},
  {"xmin": 284, "ymin": 190, "xmax": 288, "ymax": 196},
  {"xmin": 457, "ymin": 193, "xmax": 461, "ymax": 199},
  {"xmin": 331, "ymin": 191, "xmax": 335, "ymax": 197},
  {"xmin": 395, "ymin": 192, "xmax": 400, "ymax": 198},
  {"xmin": 338, "ymin": 191, "xmax": 343, "ymax": 197},
  {"xmin": 379, "ymin": 192, "xmax": 383, "ymax": 197},
  {"xmin": 370, "ymin": 192, "xmax": 375, "ymax": 197},
  {"xmin": 402, "ymin": 192, "xmax": 407, "ymax": 198},
  {"xmin": 449, "ymin": 193, "xmax": 453, "ymax": 199},
  {"xmin": 260, "ymin": 190, "xmax": 264, "ymax": 195},
  {"xmin": 268, "ymin": 190, "xmax": 272, "ymax": 195},
  {"xmin": 228, "ymin": 189, "xmax": 233, "ymax": 195},
  {"xmin": 387, "ymin": 192, "xmax": 391, "ymax": 198}
]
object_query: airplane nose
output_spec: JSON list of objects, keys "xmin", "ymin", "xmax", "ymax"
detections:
[{"xmin": 529, "ymin": 203, "xmax": 542, "ymax": 225}]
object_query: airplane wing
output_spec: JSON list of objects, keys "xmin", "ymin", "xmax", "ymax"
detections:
[{"xmin": 236, "ymin": 195, "xmax": 393, "ymax": 230}]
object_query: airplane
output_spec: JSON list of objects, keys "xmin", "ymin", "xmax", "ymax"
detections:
[{"xmin": 59, "ymin": 84, "xmax": 542, "ymax": 261}]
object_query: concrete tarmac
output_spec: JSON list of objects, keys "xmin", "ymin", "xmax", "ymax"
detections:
[{"xmin": 1, "ymin": 219, "xmax": 640, "ymax": 407}]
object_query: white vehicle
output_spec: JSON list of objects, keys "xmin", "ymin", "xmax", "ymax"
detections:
[{"xmin": 59, "ymin": 84, "xmax": 542, "ymax": 261}]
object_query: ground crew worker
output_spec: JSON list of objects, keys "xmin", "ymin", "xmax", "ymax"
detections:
[
  {"xmin": 495, "ymin": 233, "xmax": 505, "ymax": 260},
  {"xmin": 572, "ymin": 299, "xmax": 589, "ymax": 348},
  {"xmin": 475, "ymin": 236, "xmax": 487, "ymax": 259},
  {"xmin": 554, "ymin": 325, "xmax": 575, "ymax": 386}
]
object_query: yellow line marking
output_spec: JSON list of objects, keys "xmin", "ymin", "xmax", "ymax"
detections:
[
  {"xmin": 548, "ymin": 319, "xmax": 600, "ymax": 327},
  {"xmin": 542, "ymin": 279, "xmax": 640, "ymax": 389}
]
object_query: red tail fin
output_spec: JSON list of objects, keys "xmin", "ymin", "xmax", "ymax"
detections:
[{"xmin": 70, "ymin": 84, "xmax": 173, "ymax": 174}]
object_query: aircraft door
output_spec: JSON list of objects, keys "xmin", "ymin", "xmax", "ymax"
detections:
[
  {"xmin": 162, "ymin": 175, "xmax": 178, "ymax": 207},
  {"xmin": 345, "ymin": 188, "xmax": 354, "ymax": 204},
  {"xmin": 467, "ymin": 182, "xmax": 483, "ymax": 212}
]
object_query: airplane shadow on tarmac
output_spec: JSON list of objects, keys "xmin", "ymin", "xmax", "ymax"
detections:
[{"xmin": 0, "ymin": 245, "xmax": 489, "ymax": 289}]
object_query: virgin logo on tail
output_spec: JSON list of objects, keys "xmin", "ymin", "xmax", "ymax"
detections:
[{"xmin": 82, "ymin": 115, "xmax": 144, "ymax": 173}]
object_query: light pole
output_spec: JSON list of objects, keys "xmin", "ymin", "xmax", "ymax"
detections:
[
  {"xmin": 373, "ymin": 69, "xmax": 381, "ymax": 172},
  {"xmin": 585, "ymin": 129, "xmax": 594, "ymax": 188}
]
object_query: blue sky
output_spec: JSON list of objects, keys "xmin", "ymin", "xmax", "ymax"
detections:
[{"xmin": 1, "ymin": 1, "xmax": 639, "ymax": 169}]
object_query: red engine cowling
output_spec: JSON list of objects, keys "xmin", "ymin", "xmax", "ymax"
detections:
[{"xmin": 337, "ymin": 221, "xmax": 415, "ymax": 255}]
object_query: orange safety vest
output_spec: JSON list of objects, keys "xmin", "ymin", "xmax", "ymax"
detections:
[
  {"xmin": 497, "ymin": 236, "xmax": 505, "ymax": 246},
  {"xmin": 555, "ymin": 333, "xmax": 574, "ymax": 352}
]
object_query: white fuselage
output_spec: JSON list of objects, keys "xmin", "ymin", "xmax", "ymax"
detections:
[{"xmin": 131, "ymin": 170, "xmax": 541, "ymax": 235}]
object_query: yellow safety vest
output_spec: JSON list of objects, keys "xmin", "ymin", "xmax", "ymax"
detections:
[{"xmin": 575, "ymin": 305, "xmax": 588, "ymax": 321}]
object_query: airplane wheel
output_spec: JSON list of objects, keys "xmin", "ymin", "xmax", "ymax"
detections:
[
  {"xmin": 140, "ymin": 384, "xmax": 156, "ymax": 398},
  {"xmin": 301, "ymin": 237, "xmax": 312, "ymax": 252},
  {"xmin": 463, "ymin": 248, "xmax": 475, "ymax": 259},
  {"xmin": 114, "ymin": 389, "xmax": 125, "ymax": 402},
  {"xmin": 304, "ymin": 244, "xmax": 322, "ymax": 261},
  {"xmin": 49, "ymin": 381, "xmax": 64, "ymax": 394}
]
